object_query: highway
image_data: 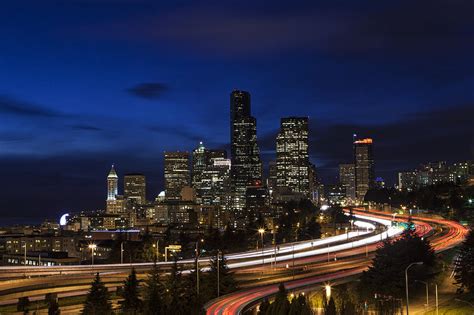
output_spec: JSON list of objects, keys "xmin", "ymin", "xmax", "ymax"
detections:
[
  {"xmin": 0, "ymin": 212, "xmax": 392, "ymax": 307},
  {"xmin": 204, "ymin": 209, "xmax": 468, "ymax": 315}
]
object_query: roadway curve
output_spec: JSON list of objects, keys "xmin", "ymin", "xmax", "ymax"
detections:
[{"xmin": 205, "ymin": 209, "xmax": 468, "ymax": 315}]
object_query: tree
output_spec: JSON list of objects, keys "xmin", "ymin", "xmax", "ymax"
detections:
[
  {"xmin": 17, "ymin": 297, "xmax": 30, "ymax": 313},
  {"xmin": 202, "ymin": 252, "xmax": 237, "ymax": 300},
  {"xmin": 289, "ymin": 294, "xmax": 311, "ymax": 315},
  {"xmin": 163, "ymin": 258, "xmax": 186, "ymax": 314},
  {"xmin": 324, "ymin": 297, "xmax": 336, "ymax": 315},
  {"xmin": 142, "ymin": 261, "xmax": 164, "ymax": 315},
  {"xmin": 359, "ymin": 229, "xmax": 436, "ymax": 302},
  {"xmin": 48, "ymin": 299, "xmax": 60, "ymax": 315},
  {"xmin": 82, "ymin": 273, "xmax": 112, "ymax": 315},
  {"xmin": 266, "ymin": 283, "xmax": 290, "ymax": 315},
  {"xmin": 258, "ymin": 299, "xmax": 270, "ymax": 315},
  {"xmin": 455, "ymin": 230, "xmax": 474, "ymax": 292},
  {"xmin": 120, "ymin": 268, "xmax": 142, "ymax": 314}
]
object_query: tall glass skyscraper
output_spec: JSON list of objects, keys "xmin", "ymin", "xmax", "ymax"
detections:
[
  {"xmin": 276, "ymin": 117, "xmax": 310, "ymax": 197},
  {"xmin": 354, "ymin": 138, "xmax": 375, "ymax": 200},
  {"xmin": 230, "ymin": 90, "xmax": 262, "ymax": 223}
]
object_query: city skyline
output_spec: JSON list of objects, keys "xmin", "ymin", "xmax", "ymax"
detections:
[{"xmin": 0, "ymin": 0, "xmax": 473, "ymax": 222}]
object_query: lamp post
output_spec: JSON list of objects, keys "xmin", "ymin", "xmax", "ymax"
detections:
[
  {"xmin": 415, "ymin": 280, "xmax": 429, "ymax": 307},
  {"xmin": 405, "ymin": 262, "xmax": 423, "ymax": 315},
  {"xmin": 325, "ymin": 284, "xmax": 331, "ymax": 299},
  {"xmin": 434, "ymin": 283, "xmax": 438, "ymax": 315},
  {"xmin": 258, "ymin": 228, "xmax": 265, "ymax": 270},
  {"xmin": 152, "ymin": 240, "xmax": 159, "ymax": 261},
  {"xmin": 217, "ymin": 250, "xmax": 220, "ymax": 297},
  {"xmin": 22, "ymin": 241, "xmax": 27, "ymax": 266},
  {"xmin": 196, "ymin": 239, "xmax": 204, "ymax": 296},
  {"xmin": 120, "ymin": 242, "xmax": 124, "ymax": 264},
  {"xmin": 88, "ymin": 244, "xmax": 97, "ymax": 265}
]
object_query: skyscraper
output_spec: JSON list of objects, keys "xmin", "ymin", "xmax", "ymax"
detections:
[
  {"xmin": 164, "ymin": 152, "xmax": 190, "ymax": 200},
  {"xmin": 230, "ymin": 90, "xmax": 262, "ymax": 220},
  {"xmin": 276, "ymin": 117, "xmax": 310, "ymax": 197},
  {"xmin": 354, "ymin": 138, "xmax": 374, "ymax": 200},
  {"xmin": 124, "ymin": 174, "xmax": 146, "ymax": 204},
  {"xmin": 106, "ymin": 165, "xmax": 125, "ymax": 214},
  {"xmin": 339, "ymin": 163, "xmax": 355, "ymax": 199},
  {"xmin": 192, "ymin": 141, "xmax": 207, "ymax": 191},
  {"xmin": 107, "ymin": 165, "xmax": 118, "ymax": 201}
]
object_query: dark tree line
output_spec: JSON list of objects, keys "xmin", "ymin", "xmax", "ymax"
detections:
[
  {"xmin": 81, "ymin": 253, "xmax": 238, "ymax": 315},
  {"xmin": 454, "ymin": 229, "xmax": 474, "ymax": 293},
  {"xmin": 257, "ymin": 283, "xmax": 312, "ymax": 315}
]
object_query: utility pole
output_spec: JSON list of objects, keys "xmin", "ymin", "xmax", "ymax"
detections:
[
  {"xmin": 435, "ymin": 283, "xmax": 438, "ymax": 315},
  {"xmin": 120, "ymin": 242, "xmax": 124, "ymax": 264},
  {"xmin": 23, "ymin": 242, "xmax": 27, "ymax": 265},
  {"xmin": 217, "ymin": 250, "xmax": 220, "ymax": 297}
]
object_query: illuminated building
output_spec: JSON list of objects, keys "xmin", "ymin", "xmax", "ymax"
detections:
[
  {"xmin": 230, "ymin": 90, "xmax": 262, "ymax": 224},
  {"xmin": 339, "ymin": 163, "xmax": 355, "ymax": 199},
  {"xmin": 192, "ymin": 141, "xmax": 227, "ymax": 202},
  {"xmin": 106, "ymin": 165, "xmax": 126, "ymax": 213},
  {"xmin": 276, "ymin": 117, "xmax": 309, "ymax": 197},
  {"xmin": 192, "ymin": 141, "xmax": 207, "ymax": 192},
  {"xmin": 354, "ymin": 138, "xmax": 375, "ymax": 200},
  {"xmin": 164, "ymin": 151, "xmax": 190, "ymax": 200},
  {"xmin": 107, "ymin": 165, "xmax": 118, "ymax": 201},
  {"xmin": 245, "ymin": 180, "xmax": 269, "ymax": 217},
  {"xmin": 124, "ymin": 173, "xmax": 146, "ymax": 204},
  {"xmin": 398, "ymin": 171, "xmax": 417, "ymax": 191},
  {"xmin": 200, "ymin": 158, "xmax": 232, "ymax": 228}
]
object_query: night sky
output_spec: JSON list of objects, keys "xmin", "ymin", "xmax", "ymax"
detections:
[{"xmin": 1, "ymin": 0, "xmax": 473, "ymax": 223}]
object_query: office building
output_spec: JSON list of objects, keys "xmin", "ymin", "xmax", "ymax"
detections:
[
  {"xmin": 164, "ymin": 152, "xmax": 190, "ymax": 200},
  {"xmin": 354, "ymin": 138, "xmax": 375, "ymax": 200},
  {"xmin": 230, "ymin": 90, "xmax": 262, "ymax": 222},
  {"xmin": 339, "ymin": 163, "xmax": 356, "ymax": 199},
  {"xmin": 276, "ymin": 117, "xmax": 310, "ymax": 197},
  {"xmin": 124, "ymin": 174, "xmax": 146, "ymax": 204}
]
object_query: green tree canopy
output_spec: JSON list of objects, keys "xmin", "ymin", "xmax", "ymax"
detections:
[{"xmin": 82, "ymin": 273, "xmax": 112, "ymax": 315}]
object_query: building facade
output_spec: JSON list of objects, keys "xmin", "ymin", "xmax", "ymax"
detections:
[
  {"xmin": 276, "ymin": 117, "xmax": 310, "ymax": 197},
  {"xmin": 124, "ymin": 173, "xmax": 146, "ymax": 204},
  {"xmin": 230, "ymin": 90, "xmax": 262, "ymax": 225},
  {"xmin": 339, "ymin": 163, "xmax": 356, "ymax": 200},
  {"xmin": 354, "ymin": 138, "xmax": 375, "ymax": 200},
  {"xmin": 164, "ymin": 151, "xmax": 190, "ymax": 200}
]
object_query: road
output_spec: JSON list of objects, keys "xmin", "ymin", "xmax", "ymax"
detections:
[
  {"xmin": 205, "ymin": 209, "xmax": 468, "ymax": 315},
  {"xmin": 0, "ymin": 212, "xmax": 393, "ymax": 307}
]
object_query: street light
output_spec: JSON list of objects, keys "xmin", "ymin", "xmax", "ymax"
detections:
[
  {"xmin": 405, "ymin": 262, "xmax": 423, "ymax": 315},
  {"xmin": 325, "ymin": 284, "xmax": 331, "ymax": 299},
  {"xmin": 258, "ymin": 228, "xmax": 265, "ymax": 270},
  {"xmin": 120, "ymin": 242, "xmax": 124, "ymax": 264},
  {"xmin": 414, "ymin": 280, "xmax": 429, "ymax": 308},
  {"xmin": 88, "ymin": 244, "xmax": 97, "ymax": 265}
]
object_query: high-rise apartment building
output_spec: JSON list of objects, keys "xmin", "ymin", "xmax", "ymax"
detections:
[
  {"xmin": 124, "ymin": 174, "xmax": 146, "ymax": 204},
  {"xmin": 230, "ymin": 90, "xmax": 262, "ymax": 220},
  {"xmin": 339, "ymin": 163, "xmax": 355, "ymax": 199},
  {"xmin": 354, "ymin": 138, "xmax": 375, "ymax": 200},
  {"xmin": 276, "ymin": 117, "xmax": 310, "ymax": 197},
  {"xmin": 164, "ymin": 152, "xmax": 190, "ymax": 200}
]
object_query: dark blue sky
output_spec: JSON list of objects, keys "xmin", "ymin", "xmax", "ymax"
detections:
[{"xmin": 1, "ymin": 0, "xmax": 473, "ymax": 222}]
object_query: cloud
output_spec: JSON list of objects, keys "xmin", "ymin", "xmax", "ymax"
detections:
[
  {"xmin": 148, "ymin": 124, "xmax": 202, "ymax": 144},
  {"xmin": 127, "ymin": 82, "xmax": 169, "ymax": 100},
  {"xmin": 70, "ymin": 124, "xmax": 103, "ymax": 131},
  {"xmin": 0, "ymin": 95, "xmax": 61, "ymax": 118}
]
